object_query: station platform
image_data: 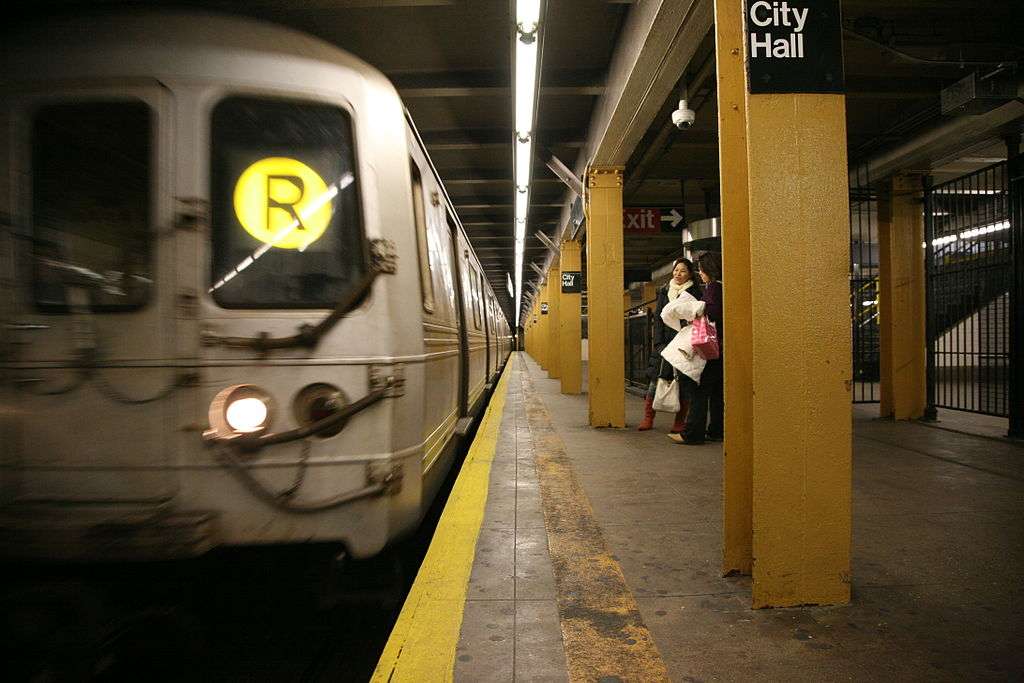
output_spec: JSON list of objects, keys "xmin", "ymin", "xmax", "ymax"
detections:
[{"xmin": 375, "ymin": 353, "xmax": 1024, "ymax": 682}]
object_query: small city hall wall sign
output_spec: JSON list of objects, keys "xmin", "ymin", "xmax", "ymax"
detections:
[
  {"xmin": 744, "ymin": 0, "xmax": 844, "ymax": 94},
  {"xmin": 561, "ymin": 271, "xmax": 582, "ymax": 294}
]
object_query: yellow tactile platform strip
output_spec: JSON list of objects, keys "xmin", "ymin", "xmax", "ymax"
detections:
[
  {"xmin": 521, "ymin": 367, "xmax": 671, "ymax": 683},
  {"xmin": 372, "ymin": 363, "xmax": 511, "ymax": 683}
]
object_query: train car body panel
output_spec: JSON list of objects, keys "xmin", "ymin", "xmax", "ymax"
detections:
[{"xmin": 0, "ymin": 11, "xmax": 509, "ymax": 562}]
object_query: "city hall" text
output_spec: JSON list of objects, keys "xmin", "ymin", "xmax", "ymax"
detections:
[{"xmin": 748, "ymin": 1, "xmax": 809, "ymax": 59}]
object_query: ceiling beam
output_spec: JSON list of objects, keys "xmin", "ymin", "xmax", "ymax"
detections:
[
  {"xmin": 421, "ymin": 128, "xmax": 587, "ymax": 147},
  {"xmin": 442, "ymin": 177, "xmax": 566, "ymax": 186},
  {"xmin": 391, "ymin": 67, "xmax": 606, "ymax": 89},
  {"xmin": 544, "ymin": 0, "xmax": 714, "ymax": 276},
  {"xmin": 584, "ymin": 0, "xmax": 713, "ymax": 167},
  {"xmin": 399, "ymin": 85, "xmax": 604, "ymax": 98},
  {"xmin": 456, "ymin": 202, "xmax": 566, "ymax": 209}
]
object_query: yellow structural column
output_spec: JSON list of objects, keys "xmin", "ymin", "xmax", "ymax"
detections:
[
  {"xmin": 714, "ymin": 0, "xmax": 754, "ymax": 577},
  {"xmin": 585, "ymin": 166, "xmax": 625, "ymax": 427},
  {"xmin": 538, "ymin": 278, "xmax": 549, "ymax": 370},
  {"xmin": 528, "ymin": 300, "xmax": 538, "ymax": 359},
  {"xmin": 878, "ymin": 175, "xmax": 927, "ymax": 419},
  {"xmin": 547, "ymin": 260, "xmax": 562, "ymax": 380},
  {"xmin": 744, "ymin": 13, "xmax": 852, "ymax": 606},
  {"xmin": 559, "ymin": 239, "xmax": 583, "ymax": 394}
]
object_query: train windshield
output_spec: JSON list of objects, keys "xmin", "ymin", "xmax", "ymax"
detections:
[
  {"xmin": 209, "ymin": 97, "xmax": 366, "ymax": 308},
  {"xmin": 31, "ymin": 101, "xmax": 153, "ymax": 312}
]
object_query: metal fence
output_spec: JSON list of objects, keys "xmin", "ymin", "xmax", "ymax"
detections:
[
  {"xmin": 624, "ymin": 306, "xmax": 655, "ymax": 391},
  {"xmin": 925, "ymin": 161, "xmax": 1013, "ymax": 417},
  {"xmin": 850, "ymin": 169, "xmax": 880, "ymax": 403}
]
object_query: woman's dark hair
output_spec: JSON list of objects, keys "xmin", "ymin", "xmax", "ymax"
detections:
[
  {"xmin": 672, "ymin": 257, "xmax": 696, "ymax": 281},
  {"xmin": 697, "ymin": 252, "xmax": 722, "ymax": 281}
]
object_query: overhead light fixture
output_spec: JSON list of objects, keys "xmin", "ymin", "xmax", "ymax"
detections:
[
  {"xmin": 512, "ymin": 0, "xmax": 544, "ymax": 328},
  {"xmin": 517, "ymin": 0, "xmax": 541, "ymax": 37},
  {"xmin": 929, "ymin": 219, "xmax": 1009, "ymax": 247},
  {"xmin": 515, "ymin": 188, "xmax": 530, "ymax": 223},
  {"xmin": 516, "ymin": 138, "xmax": 533, "ymax": 191},
  {"xmin": 515, "ymin": 42, "xmax": 538, "ymax": 137},
  {"xmin": 933, "ymin": 188, "xmax": 1002, "ymax": 195}
]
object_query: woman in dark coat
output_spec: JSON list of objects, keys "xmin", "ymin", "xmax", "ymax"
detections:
[
  {"xmin": 679, "ymin": 251, "xmax": 723, "ymax": 444},
  {"xmin": 638, "ymin": 257, "xmax": 701, "ymax": 434}
]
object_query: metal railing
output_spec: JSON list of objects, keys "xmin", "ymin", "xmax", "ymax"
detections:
[
  {"xmin": 624, "ymin": 300, "xmax": 657, "ymax": 391},
  {"xmin": 925, "ymin": 161, "xmax": 1014, "ymax": 419},
  {"xmin": 850, "ymin": 173, "xmax": 880, "ymax": 403}
]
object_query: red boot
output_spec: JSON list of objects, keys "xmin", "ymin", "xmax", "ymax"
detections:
[
  {"xmin": 637, "ymin": 397, "xmax": 655, "ymax": 431},
  {"xmin": 669, "ymin": 400, "xmax": 689, "ymax": 434}
]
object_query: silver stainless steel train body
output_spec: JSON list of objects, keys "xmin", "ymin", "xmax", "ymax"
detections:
[{"xmin": 0, "ymin": 12, "xmax": 511, "ymax": 561}]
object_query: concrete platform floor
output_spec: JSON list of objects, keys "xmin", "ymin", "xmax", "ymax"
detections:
[{"xmin": 455, "ymin": 353, "xmax": 1024, "ymax": 681}]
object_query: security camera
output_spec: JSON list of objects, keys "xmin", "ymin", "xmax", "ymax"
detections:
[{"xmin": 672, "ymin": 99, "xmax": 696, "ymax": 130}]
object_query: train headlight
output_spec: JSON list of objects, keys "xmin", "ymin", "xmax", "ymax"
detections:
[
  {"xmin": 293, "ymin": 383, "xmax": 348, "ymax": 438},
  {"xmin": 226, "ymin": 397, "xmax": 269, "ymax": 433},
  {"xmin": 208, "ymin": 385, "xmax": 273, "ymax": 439}
]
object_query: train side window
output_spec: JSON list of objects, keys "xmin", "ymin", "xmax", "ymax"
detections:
[
  {"xmin": 409, "ymin": 161, "xmax": 435, "ymax": 312},
  {"xmin": 31, "ymin": 101, "xmax": 153, "ymax": 313},
  {"xmin": 470, "ymin": 264, "xmax": 482, "ymax": 329},
  {"xmin": 484, "ymin": 282, "xmax": 492, "ymax": 334}
]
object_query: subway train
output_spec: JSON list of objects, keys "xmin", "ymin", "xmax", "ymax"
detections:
[{"xmin": 0, "ymin": 11, "xmax": 512, "ymax": 563}]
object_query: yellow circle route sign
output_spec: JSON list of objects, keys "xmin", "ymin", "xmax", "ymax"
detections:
[{"xmin": 233, "ymin": 157, "xmax": 333, "ymax": 250}]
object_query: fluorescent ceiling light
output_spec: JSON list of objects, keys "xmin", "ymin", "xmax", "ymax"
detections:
[
  {"xmin": 515, "ymin": 138, "xmax": 533, "ymax": 191},
  {"xmin": 515, "ymin": 187, "xmax": 530, "ymax": 222},
  {"xmin": 515, "ymin": 220, "xmax": 526, "ymax": 242},
  {"xmin": 517, "ymin": 0, "xmax": 541, "ymax": 30},
  {"xmin": 513, "ymin": 0, "xmax": 543, "ymax": 329},
  {"xmin": 515, "ymin": 40, "xmax": 538, "ymax": 137},
  {"xmin": 929, "ymin": 219, "xmax": 1009, "ymax": 246}
]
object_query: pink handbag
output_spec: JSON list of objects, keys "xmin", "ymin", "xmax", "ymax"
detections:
[{"xmin": 691, "ymin": 316, "xmax": 720, "ymax": 360}]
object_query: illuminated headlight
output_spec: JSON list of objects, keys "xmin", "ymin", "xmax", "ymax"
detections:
[
  {"xmin": 208, "ymin": 385, "xmax": 273, "ymax": 439},
  {"xmin": 226, "ymin": 397, "xmax": 269, "ymax": 433}
]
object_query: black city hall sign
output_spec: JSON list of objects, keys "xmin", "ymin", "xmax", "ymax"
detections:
[
  {"xmin": 561, "ymin": 271, "xmax": 582, "ymax": 294},
  {"xmin": 745, "ymin": 0, "xmax": 844, "ymax": 94}
]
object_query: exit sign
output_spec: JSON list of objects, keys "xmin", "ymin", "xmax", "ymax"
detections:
[{"xmin": 624, "ymin": 207, "xmax": 685, "ymax": 235}]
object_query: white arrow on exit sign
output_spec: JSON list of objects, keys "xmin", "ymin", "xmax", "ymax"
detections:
[{"xmin": 660, "ymin": 208, "xmax": 683, "ymax": 229}]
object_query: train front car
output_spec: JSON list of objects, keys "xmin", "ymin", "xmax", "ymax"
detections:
[{"xmin": 0, "ymin": 12, "xmax": 427, "ymax": 561}]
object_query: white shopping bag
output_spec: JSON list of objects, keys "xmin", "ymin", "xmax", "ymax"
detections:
[{"xmin": 652, "ymin": 377, "xmax": 680, "ymax": 413}]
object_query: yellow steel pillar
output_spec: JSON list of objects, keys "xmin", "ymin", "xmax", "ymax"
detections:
[
  {"xmin": 714, "ymin": 0, "xmax": 754, "ymax": 577},
  {"xmin": 559, "ymin": 239, "xmax": 583, "ymax": 394},
  {"xmin": 743, "ymin": 5, "xmax": 852, "ymax": 607},
  {"xmin": 878, "ymin": 175, "xmax": 927, "ymax": 419},
  {"xmin": 538, "ymin": 278, "xmax": 549, "ymax": 370},
  {"xmin": 585, "ymin": 166, "xmax": 625, "ymax": 427},
  {"xmin": 528, "ymin": 300, "xmax": 538, "ymax": 359},
  {"xmin": 878, "ymin": 189, "xmax": 893, "ymax": 414},
  {"xmin": 547, "ymin": 260, "xmax": 562, "ymax": 380}
]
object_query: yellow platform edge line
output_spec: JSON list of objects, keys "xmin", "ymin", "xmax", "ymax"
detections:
[{"xmin": 372, "ymin": 360, "xmax": 513, "ymax": 683}]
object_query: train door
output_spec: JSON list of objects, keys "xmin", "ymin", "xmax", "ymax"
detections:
[
  {"xmin": 482, "ymin": 275, "xmax": 491, "ymax": 383},
  {"xmin": 410, "ymin": 157, "xmax": 459, "ymax": 469},
  {"xmin": 448, "ymin": 216, "xmax": 470, "ymax": 418},
  {"xmin": 1, "ymin": 84, "xmax": 179, "ymax": 505}
]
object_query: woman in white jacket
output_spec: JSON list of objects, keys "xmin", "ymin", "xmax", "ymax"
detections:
[
  {"xmin": 638, "ymin": 258, "xmax": 701, "ymax": 435},
  {"xmin": 659, "ymin": 287, "xmax": 707, "ymax": 443}
]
